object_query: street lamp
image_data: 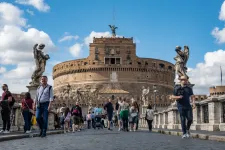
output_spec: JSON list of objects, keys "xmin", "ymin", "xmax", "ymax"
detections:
[
  {"xmin": 67, "ymin": 84, "xmax": 71, "ymax": 107},
  {"xmin": 153, "ymin": 85, "xmax": 157, "ymax": 111}
]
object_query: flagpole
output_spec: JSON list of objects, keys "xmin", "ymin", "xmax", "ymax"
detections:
[{"xmin": 220, "ymin": 66, "xmax": 222, "ymax": 86}]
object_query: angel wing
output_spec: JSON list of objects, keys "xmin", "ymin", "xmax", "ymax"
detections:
[{"xmin": 183, "ymin": 46, "xmax": 189, "ymax": 67}]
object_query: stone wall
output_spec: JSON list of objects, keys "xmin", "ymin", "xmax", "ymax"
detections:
[
  {"xmin": 139, "ymin": 95, "xmax": 225, "ymax": 131},
  {"xmin": 0, "ymin": 103, "xmax": 55, "ymax": 131}
]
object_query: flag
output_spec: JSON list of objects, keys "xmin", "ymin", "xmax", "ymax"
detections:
[{"xmin": 220, "ymin": 66, "xmax": 222, "ymax": 86}]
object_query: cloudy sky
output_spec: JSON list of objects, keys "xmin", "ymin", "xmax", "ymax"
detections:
[{"xmin": 0, "ymin": 0, "xmax": 225, "ymax": 95}]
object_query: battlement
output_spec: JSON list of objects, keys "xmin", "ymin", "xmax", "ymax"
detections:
[
  {"xmin": 92, "ymin": 37, "xmax": 134, "ymax": 44},
  {"xmin": 209, "ymin": 86, "xmax": 225, "ymax": 96}
]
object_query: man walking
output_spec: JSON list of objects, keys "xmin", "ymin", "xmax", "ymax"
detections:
[
  {"xmin": 172, "ymin": 76, "xmax": 195, "ymax": 139},
  {"xmin": 104, "ymin": 98, "xmax": 114, "ymax": 130},
  {"xmin": 34, "ymin": 76, "xmax": 54, "ymax": 137}
]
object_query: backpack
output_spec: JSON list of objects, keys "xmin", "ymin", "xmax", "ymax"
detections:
[
  {"xmin": 1, "ymin": 91, "xmax": 15, "ymax": 109},
  {"xmin": 72, "ymin": 107, "xmax": 80, "ymax": 116}
]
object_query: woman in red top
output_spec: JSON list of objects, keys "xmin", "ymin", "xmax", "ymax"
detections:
[{"xmin": 22, "ymin": 92, "xmax": 34, "ymax": 133}]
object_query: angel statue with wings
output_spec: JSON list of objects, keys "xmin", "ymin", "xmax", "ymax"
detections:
[
  {"xmin": 109, "ymin": 25, "xmax": 118, "ymax": 37},
  {"xmin": 174, "ymin": 46, "xmax": 189, "ymax": 80},
  {"xmin": 142, "ymin": 86, "xmax": 149, "ymax": 106},
  {"xmin": 30, "ymin": 43, "xmax": 50, "ymax": 85}
]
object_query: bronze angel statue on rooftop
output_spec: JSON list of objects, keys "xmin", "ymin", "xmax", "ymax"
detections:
[
  {"xmin": 109, "ymin": 25, "xmax": 118, "ymax": 37},
  {"xmin": 174, "ymin": 45, "xmax": 189, "ymax": 80},
  {"xmin": 30, "ymin": 43, "xmax": 50, "ymax": 85}
]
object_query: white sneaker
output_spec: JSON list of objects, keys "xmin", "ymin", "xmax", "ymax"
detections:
[
  {"xmin": 0, "ymin": 130, "xmax": 4, "ymax": 133},
  {"xmin": 118, "ymin": 128, "xmax": 121, "ymax": 131},
  {"xmin": 3, "ymin": 130, "xmax": 10, "ymax": 134},
  {"xmin": 182, "ymin": 134, "xmax": 187, "ymax": 139},
  {"xmin": 25, "ymin": 131, "xmax": 31, "ymax": 134},
  {"xmin": 134, "ymin": 129, "xmax": 136, "ymax": 132},
  {"xmin": 186, "ymin": 130, "xmax": 190, "ymax": 138}
]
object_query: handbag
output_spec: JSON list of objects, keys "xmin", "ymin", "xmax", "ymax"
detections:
[
  {"xmin": 31, "ymin": 116, "xmax": 37, "ymax": 125},
  {"xmin": 23, "ymin": 99, "xmax": 35, "ymax": 115}
]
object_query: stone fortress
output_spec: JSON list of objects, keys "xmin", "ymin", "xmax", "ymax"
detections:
[{"xmin": 52, "ymin": 26, "xmax": 175, "ymax": 112}]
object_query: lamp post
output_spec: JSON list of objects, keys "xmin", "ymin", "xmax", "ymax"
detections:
[
  {"xmin": 67, "ymin": 84, "xmax": 71, "ymax": 107},
  {"xmin": 153, "ymin": 85, "xmax": 157, "ymax": 111}
]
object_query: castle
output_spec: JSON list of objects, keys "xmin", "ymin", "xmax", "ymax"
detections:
[{"xmin": 52, "ymin": 27, "xmax": 175, "ymax": 112}]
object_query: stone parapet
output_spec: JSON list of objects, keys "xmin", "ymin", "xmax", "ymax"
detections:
[{"xmin": 140, "ymin": 95, "xmax": 225, "ymax": 132}]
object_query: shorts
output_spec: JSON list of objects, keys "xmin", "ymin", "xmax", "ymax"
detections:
[
  {"xmin": 72, "ymin": 116, "xmax": 80, "ymax": 125},
  {"xmin": 107, "ymin": 113, "xmax": 113, "ymax": 121}
]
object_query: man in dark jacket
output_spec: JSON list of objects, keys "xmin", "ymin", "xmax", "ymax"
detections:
[{"xmin": 104, "ymin": 98, "xmax": 114, "ymax": 130}]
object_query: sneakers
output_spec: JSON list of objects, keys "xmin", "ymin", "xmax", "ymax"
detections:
[
  {"xmin": 182, "ymin": 134, "xmax": 187, "ymax": 139},
  {"xmin": 25, "ymin": 130, "xmax": 31, "ymax": 134},
  {"xmin": 3, "ymin": 130, "xmax": 10, "ymax": 134},
  {"xmin": 186, "ymin": 130, "xmax": 190, "ymax": 138},
  {"xmin": 0, "ymin": 130, "xmax": 4, "ymax": 133}
]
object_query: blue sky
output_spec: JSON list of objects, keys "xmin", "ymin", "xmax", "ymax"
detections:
[
  {"xmin": 23, "ymin": 0, "xmax": 224, "ymax": 67},
  {"xmin": 1, "ymin": 0, "xmax": 225, "ymax": 94}
]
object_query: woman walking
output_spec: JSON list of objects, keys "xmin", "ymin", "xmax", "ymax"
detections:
[
  {"xmin": 145, "ymin": 104, "xmax": 154, "ymax": 131},
  {"xmin": 129, "ymin": 101, "xmax": 139, "ymax": 131},
  {"xmin": 21, "ymin": 92, "xmax": 34, "ymax": 133},
  {"xmin": 64, "ymin": 107, "xmax": 71, "ymax": 133}
]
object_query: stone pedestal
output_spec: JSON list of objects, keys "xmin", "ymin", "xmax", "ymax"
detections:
[
  {"xmin": 142, "ymin": 105, "xmax": 148, "ymax": 115},
  {"xmin": 27, "ymin": 85, "xmax": 39, "ymax": 100}
]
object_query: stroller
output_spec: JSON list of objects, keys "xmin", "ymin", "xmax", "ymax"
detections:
[{"xmin": 94, "ymin": 115, "xmax": 103, "ymax": 129}]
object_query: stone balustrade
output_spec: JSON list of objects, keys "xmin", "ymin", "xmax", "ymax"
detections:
[
  {"xmin": 0, "ymin": 103, "xmax": 55, "ymax": 131},
  {"xmin": 139, "ymin": 95, "xmax": 225, "ymax": 131}
]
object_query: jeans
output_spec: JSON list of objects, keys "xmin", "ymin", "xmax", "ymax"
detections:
[
  {"xmin": 22, "ymin": 110, "xmax": 32, "ymax": 132},
  {"xmin": 1, "ymin": 109, "xmax": 11, "ymax": 131},
  {"xmin": 147, "ymin": 120, "xmax": 153, "ymax": 131},
  {"xmin": 87, "ymin": 120, "xmax": 91, "ymax": 129},
  {"xmin": 36, "ymin": 102, "xmax": 49, "ymax": 136},
  {"xmin": 178, "ymin": 107, "xmax": 193, "ymax": 134}
]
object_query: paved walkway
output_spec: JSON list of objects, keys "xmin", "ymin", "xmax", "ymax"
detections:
[
  {"xmin": 148, "ymin": 128, "xmax": 225, "ymax": 136},
  {"xmin": 0, "ymin": 129, "xmax": 225, "ymax": 150}
]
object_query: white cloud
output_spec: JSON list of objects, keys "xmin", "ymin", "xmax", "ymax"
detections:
[
  {"xmin": 212, "ymin": 27, "xmax": 225, "ymax": 44},
  {"xmin": 188, "ymin": 49, "xmax": 225, "ymax": 95},
  {"xmin": 0, "ymin": 2, "xmax": 26, "ymax": 27},
  {"xmin": 0, "ymin": 2, "xmax": 55, "ymax": 93},
  {"xmin": 69, "ymin": 43, "xmax": 83, "ymax": 57},
  {"xmin": 0, "ymin": 67, "xmax": 6, "ymax": 74},
  {"xmin": 15, "ymin": 0, "xmax": 50, "ymax": 12},
  {"xmin": 26, "ymin": 9, "xmax": 34, "ymax": 15},
  {"xmin": 58, "ymin": 35, "xmax": 79, "ymax": 43},
  {"xmin": 84, "ymin": 31, "xmax": 111, "ymax": 46},
  {"xmin": 212, "ymin": 1, "xmax": 225, "ymax": 44},
  {"xmin": 219, "ymin": 1, "xmax": 225, "ymax": 21}
]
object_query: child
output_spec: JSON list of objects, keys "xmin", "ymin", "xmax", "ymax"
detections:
[
  {"xmin": 86, "ymin": 112, "xmax": 92, "ymax": 129},
  {"xmin": 64, "ymin": 107, "xmax": 71, "ymax": 133}
]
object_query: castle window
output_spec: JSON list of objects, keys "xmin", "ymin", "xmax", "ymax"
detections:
[
  {"xmin": 84, "ymin": 62, "xmax": 88, "ymax": 65},
  {"xmin": 145, "ymin": 62, "xmax": 148, "ymax": 65},
  {"xmin": 105, "ymin": 58, "xmax": 110, "ymax": 64},
  {"xmin": 168, "ymin": 66, "xmax": 172, "ymax": 70},
  {"xmin": 159, "ymin": 63, "xmax": 165, "ymax": 68},
  {"xmin": 129, "ymin": 62, "xmax": 132, "ymax": 65},
  {"xmin": 116, "ymin": 58, "xmax": 121, "ymax": 64},
  {"xmin": 111, "ymin": 58, "xmax": 115, "ymax": 64},
  {"xmin": 138, "ymin": 62, "xmax": 141, "ymax": 65}
]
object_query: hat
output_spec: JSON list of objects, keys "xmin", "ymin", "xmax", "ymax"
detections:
[{"xmin": 179, "ymin": 76, "xmax": 188, "ymax": 80}]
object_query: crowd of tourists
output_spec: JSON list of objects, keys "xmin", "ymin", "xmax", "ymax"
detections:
[
  {"xmin": 0, "ymin": 75, "xmax": 195, "ymax": 139},
  {"xmin": 54, "ymin": 97, "xmax": 155, "ymax": 133}
]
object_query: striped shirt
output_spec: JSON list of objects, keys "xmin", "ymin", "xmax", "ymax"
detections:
[{"xmin": 35, "ymin": 84, "xmax": 54, "ymax": 103}]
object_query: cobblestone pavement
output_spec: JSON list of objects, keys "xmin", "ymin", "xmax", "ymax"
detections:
[{"xmin": 0, "ymin": 129, "xmax": 225, "ymax": 150}]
